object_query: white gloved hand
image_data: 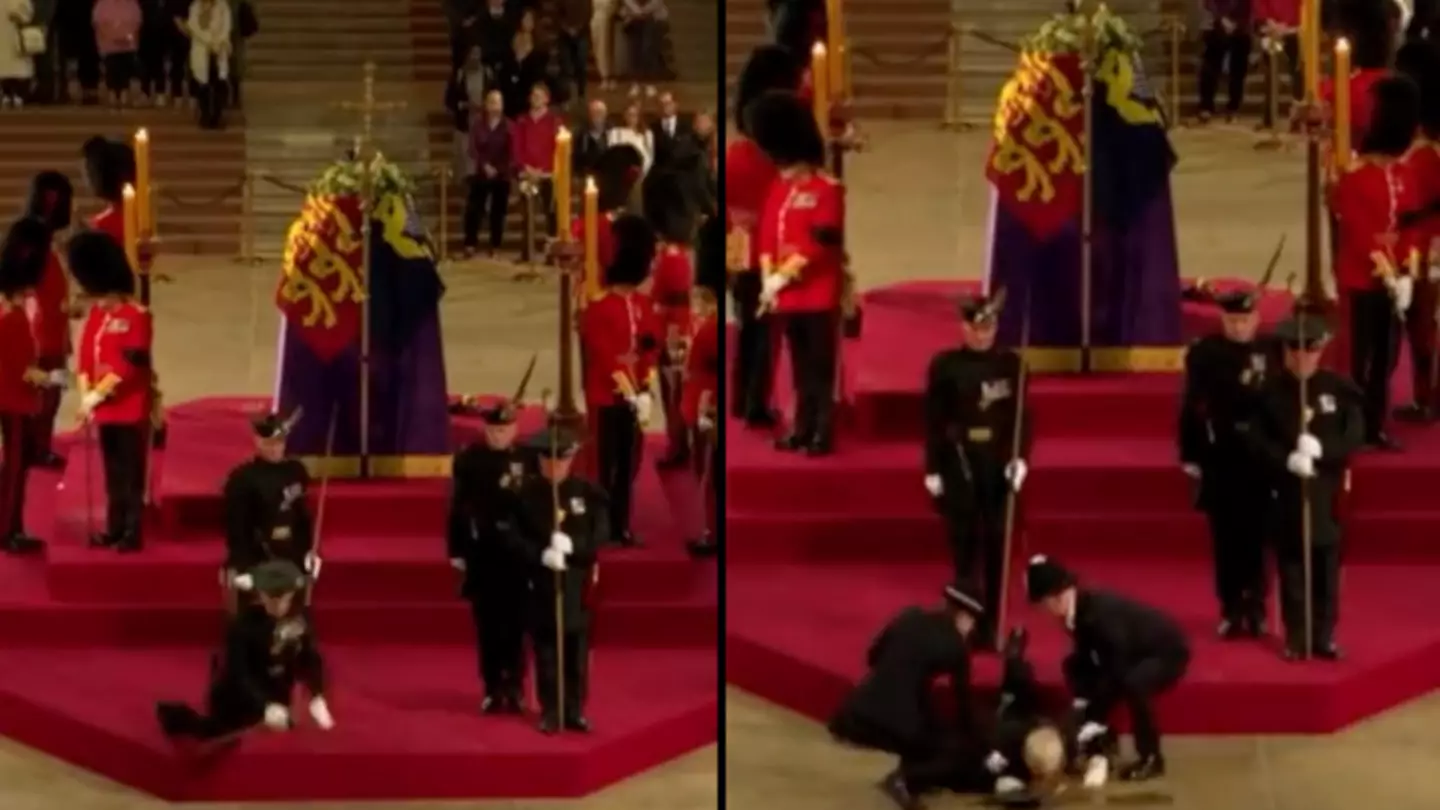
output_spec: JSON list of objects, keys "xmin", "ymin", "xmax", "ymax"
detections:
[
  {"xmin": 449, "ymin": 557, "xmax": 466, "ymax": 572},
  {"xmin": 263, "ymin": 703, "xmax": 290, "ymax": 730},
  {"xmin": 984, "ymin": 750, "xmax": 1008, "ymax": 774},
  {"xmin": 232, "ymin": 573, "xmax": 255, "ymax": 591},
  {"xmin": 632, "ymin": 393, "xmax": 654, "ymax": 425},
  {"xmin": 79, "ymin": 390, "xmax": 103, "ymax": 415},
  {"xmin": 1296, "ymin": 432, "xmax": 1322, "ymax": 460},
  {"xmin": 1392, "ymin": 275, "xmax": 1415, "ymax": 312},
  {"xmin": 1005, "ymin": 459, "xmax": 1028, "ymax": 492},
  {"xmin": 923, "ymin": 474, "xmax": 943, "ymax": 498},
  {"xmin": 309, "ymin": 696, "xmax": 335, "ymax": 730},
  {"xmin": 761, "ymin": 273, "xmax": 788, "ymax": 300},
  {"xmin": 1181, "ymin": 463, "xmax": 1201, "ymax": 479},
  {"xmin": 550, "ymin": 531, "xmax": 574, "ymax": 555},
  {"xmin": 304, "ymin": 552, "xmax": 322, "ymax": 579},
  {"xmin": 1077, "ymin": 721, "xmax": 1108, "ymax": 745},
  {"xmin": 46, "ymin": 369, "xmax": 69, "ymax": 389},
  {"xmin": 541, "ymin": 545, "xmax": 568, "ymax": 571},
  {"xmin": 994, "ymin": 775, "xmax": 1026, "ymax": 794},
  {"xmin": 1286, "ymin": 451, "xmax": 1316, "ymax": 478},
  {"xmin": 1082, "ymin": 755, "xmax": 1110, "ymax": 789}
]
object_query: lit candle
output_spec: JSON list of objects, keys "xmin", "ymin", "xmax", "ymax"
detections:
[
  {"xmin": 811, "ymin": 43, "xmax": 830, "ymax": 138},
  {"xmin": 839, "ymin": 43, "xmax": 852, "ymax": 99},
  {"xmin": 827, "ymin": 0, "xmax": 845, "ymax": 95},
  {"xmin": 1334, "ymin": 38, "xmax": 1351, "ymax": 170},
  {"xmin": 133, "ymin": 129, "xmax": 150, "ymax": 236},
  {"xmin": 553, "ymin": 128, "xmax": 572, "ymax": 233},
  {"xmin": 1302, "ymin": 0, "xmax": 1320, "ymax": 100},
  {"xmin": 582, "ymin": 177, "xmax": 600, "ymax": 302},
  {"xmin": 121, "ymin": 185, "xmax": 139, "ymax": 271}
]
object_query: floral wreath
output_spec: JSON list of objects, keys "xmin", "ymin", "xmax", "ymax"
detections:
[{"xmin": 1025, "ymin": 7, "xmax": 1145, "ymax": 56}]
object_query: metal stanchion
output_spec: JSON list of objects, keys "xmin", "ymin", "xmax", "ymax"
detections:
[
  {"xmin": 1255, "ymin": 37, "xmax": 1286, "ymax": 151},
  {"xmin": 941, "ymin": 23, "xmax": 973, "ymax": 131}
]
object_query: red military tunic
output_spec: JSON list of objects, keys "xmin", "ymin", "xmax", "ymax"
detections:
[
  {"xmin": 758, "ymin": 171, "xmax": 846, "ymax": 314},
  {"xmin": 0, "ymin": 300, "xmax": 40, "ymax": 416},
  {"xmin": 1330, "ymin": 154, "xmax": 1424, "ymax": 293},
  {"xmin": 725, "ymin": 138, "xmax": 778, "ymax": 270},
  {"xmin": 579, "ymin": 288, "xmax": 661, "ymax": 408},
  {"xmin": 90, "ymin": 206, "xmax": 125, "ymax": 245},
  {"xmin": 77, "ymin": 301, "xmax": 153, "ymax": 425},
  {"xmin": 1408, "ymin": 140, "xmax": 1440, "ymax": 266},
  {"xmin": 681, "ymin": 311, "xmax": 719, "ymax": 425},
  {"xmin": 1321, "ymin": 69, "xmax": 1387, "ymax": 156},
  {"xmin": 27, "ymin": 249, "xmax": 70, "ymax": 359},
  {"xmin": 570, "ymin": 210, "xmax": 619, "ymax": 282},
  {"xmin": 651, "ymin": 244, "xmax": 693, "ymax": 339}
]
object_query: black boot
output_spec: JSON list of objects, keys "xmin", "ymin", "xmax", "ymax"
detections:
[
  {"xmin": 1, "ymin": 533, "xmax": 44, "ymax": 555},
  {"xmin": 877, "ymin": 769, "xmax": 923, "ymax": 810},
  {"xmin": 537, "ymin": 713, "xmax": 560, "ymax": 734},
  {"xmin": 686, "ymin": 534, "xmax": 718, "ymax": 558},
  {"xmin": 774, "ymin": 433, "xmax": 807, "ymax": 452},
  {"xmin": 89, "ymin": 532, "xmax": 118, "ymax": 548},
  {"xmin": 564, "ymin": 714, "xmax": 591, "ymax": 733},
  {"xmin": 480, "ymin": 695, "xmax": 505, "ymax": 714},
  {"xmin": 114, "ymin": 533, "xmax": 143, "ymax": 554},
  {"xmin": 1216, "ymin": 616, "xmax": 1244, "ymax": 640},
  {"xmin": 32, "ymin": 452, "xmax": 66, "ymax": 470},
  {"xmin": 1119, "ymin": 754, "xmax": 1166, "ymax": 781}
]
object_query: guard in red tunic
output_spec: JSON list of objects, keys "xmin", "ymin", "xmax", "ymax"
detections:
[
  {"xmin": 82, "ymin": 136, "xmax": 136, "ymax": 247},
  {"xmin": 1395, "ymin": 39, "xmax": 1440, "ymax": 421},
  {"xmin": 564, "ymin": 144, "xmax": 644, "ymax": 285},
  {"xmin": 70, "ymin": 231, "xmax": 154, "ymax": 553},
  {"xmin": 683, "ymin": 217, "xmax": 722, "ymax": 558},
  {"xmin": 1320, "ymin": 2, "xmax": 1394, "ymax": 147},
  {"xmin": 23, "ymin": 171, "xmax": 75, "ymax": 469},
  {"xmin": 728, "ymin": 46, "xmax": 802, "ymax": 428},
  {"xmin": 0, "ymin": 219, "xmax": 59, "ymax": 555},
  {"xmin": 752, "ymin": 90, "xmax": 846, "ymax": 456},
  {"xmin": 1329, "ymin": 76, "xmax": 1422, "ymax": 450},
  {"xmin": 578, "ymin": 215, "xmax": 660, "ymax": 546},
  {"xmin": 642, "ymin": 168, "xmax": 697, "ymax": 468}
]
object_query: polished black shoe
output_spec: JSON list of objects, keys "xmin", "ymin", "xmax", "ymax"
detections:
[
  {"xmin": 1119, "ymin": 755, "xmax": 1166, "ymax": 782},
  {"xmin": 32, "ymin": 452, "xmax": 66, "ymax": 470},
  {"xmin": 1314, "ymin": 642, "xmax": 1342, "ymax": 661},
  {"xmin": 804, "ymin": 439, "xmax": 833, "ymax": 457},
  {"xmin": 614, "ymin": 531, "xmax": 642, "ymax": 548},
  {"xmin": 686, "ymin": 535, "xmax": 718, "ymax": 558},
  {"xmin": 1244, "ymin": 614, "xmax": 1268, "ymax": 638},
  {"xmin": 774, "ymin": 434, "xmax": 807, "ymax": 452},
  {"xmin": 744, "ymin": 410, "xmax": 778, "ymax": 429},
  {"xmin": 88, "ymin": 532, "xmax": 118, "ymax": 548},
  {"xmin": 1, "ymin": 533, "xmax": 44, "ymax": 555},
  {"xmin": 564, "ymin": 715, "xmax": 591, "ymax": 733},
  {"xmin": 1367, "ymin": 433, "xmax": 1403, "ymax": 452},
  {"xmin": 537, "ymin": 714, "xmax": 561, "ymax": 735},
  {"xmin": 1394, "ymin": 403, "xmax": 1435, "ymax": 423},
  {"xmin": 878, "ymin": 770, "xmax": 923, "ymax": 810},
  {"xmin": 114, "ymin": 535, "xmax": 144, "ymax": 554},
  {"xmin": 1216, "ymin": 617, "xmax": 1243, "ymax": 640},
  {"xmin": 481, "ymin": 695, "xmax": 504, "ymax": 715},
  {"xmin": 502, "ymin": 692, "xmax": 526, "ymax": 714}
]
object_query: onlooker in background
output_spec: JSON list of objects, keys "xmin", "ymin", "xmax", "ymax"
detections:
[
  {"xmin": 138, "ymin": 0, "xmax": 169, "ymax": 104},
  {"xmin": 31, "ymin": 0, "xmax": 57, "ymax": 103},
  {"xmin": 619, "ymin": 0, "xmax": 667, "ymax": 98},
  {"xmin": 608, "ymin": 100, "xmax": 654, "ymax": 175},
  {"xmin": 186, "ymin": 0, "xmax": 231, "ymax": 128},
  {"xmin": 94, "ymin": 0, "xmax": 142, "ymax": 107},
  {"xmin": 650, "ymin": 90, "xmax": 690, "ymax": 170},
  {"xmin": 446, "ymin": 44, "xmax": 489, "ymax": 133},
  {"xmin": 554, "ymin": 0, "xmax": 591, "ymax": 102},
  {"xmin": 1253, "ymin": 0, "xmax": 1301, "ymax": 105},
  {"xmin": 591, "ymin": 0, "xmax": 616, "ymax": 90},
  {"xmin": 445, "ymin": 0, "xmax": 480, "ymax": 71},
  {"xmin": 574, "ymin": 99, "xmax": 611, "ymax": 176},
  {"xmin": 161, "ymin": 0, "xmax": 190, "ymax": 104},
  {"xmin": 512, "ymin": 82, "xmax": 561, "ymax": 253},
  {"xmin": 690, "ymin": 109, "xmax": 718, "ymax": 218},
  {"xmin": 56, "ymin": 0, "xmax": 102, "ymax": 104},
  {"xmin": 1196, "ymin": 0, "xmax": 1253, "ymax": 123},
  {"xmin": 477, "ymin": 0, "xmax": 518, "ymax": 76},
  {"xmin": 499, "ymin": 9, "xmax": 549, "ymax": 118},
  {"xmin": 464, "ymin": 89, "xmax": 513, "ymax": 258},
  {"xmin": 226, "ymin": 0, "xmax": 254, "ymax": 109},
  {"xmin": 0, "ymin": 0, "xmax": 34, "ymax": 106}
]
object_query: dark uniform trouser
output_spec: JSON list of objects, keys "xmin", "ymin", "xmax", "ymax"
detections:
[
  {"xmin": 659, "ymin": 357, "xmax": 686, "ymax": 456},
  {"xmin": 1065, "ymin": 650, "xmax": 1188, "ymax": 759},
  {"xmin": 1349, "ymin": 287, "xmax": 1401, "ymax": 437},
  {"xmin": 160, "ymin": 644, "xmax": 326, "ymax": 740},
  {"xmin": 532, "ymin": 625, "xmax": 589, "ymax": 718},
  {"xmin": 940, "ymin": 459, "xmax": 1008, "ymax": 636},
  {"xmin": 781, "ymin": 310, "xmax": 838, "ymax": 443},
  {"xmin": 469, "ymin": 571, "xmax": 527, "ymax": 696},
  {"xmin": 691, "ymin": 426, "xmax": 716, "ymax": 536},
  {"xmin": 1203, "ymin": 474, "xmax": 1269, "ymax": 620},
  {"xmin": 1276, "ymin": 541, "xmax": 1342, "ymax": 650},
  {"xmin": 1404, "ymin": 279, "xmax": 1437, "ymax": 410},
  {"xmin": 98, "ymin": 422, "xmax": 146, "ymax": 540},
  {"xmin": 0, "ymin": 414, "xmax": 35, "ymax": 536},
  {"xmin": 1197, "ymin": 28, "xmax": 1253, "ymax": 114},
  {"xmin": 830, "ymin": 712, "xmax": 956, "ymax": 793},
  {"xmin": 31, "ymin": 356, "xmax": 65, "ymax": 460},
  {"xmin": 596, "ymin": 403, "xmax": 641, "ymax": 539},
  {"xmin": 730, "ymin": 270, "xmax": 774, "ymax": 419}
]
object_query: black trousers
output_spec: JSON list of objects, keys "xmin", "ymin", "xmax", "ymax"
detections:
[
  {"xmin": 730, "ymin": 271, "xmax": 774, "ymax": 420},
  {"xmin": 98, "ymin": 422, "xmax": 146, "ymax": 541},
  {"xmin": 140, "ymin": 24, "xmax": 188, "ymax": 97},
  {"xmin": 159, "ymin": 648, "xmax": 326, "ymax": 740},
  {"xmin": 1065, "ymin": 650, "xmax": 1188, "ymax": 759},
  {"xmin": 1349, "ymin": 288, "xmax": 1401, "ymax": 438},
  {"xmin": 197, "ymin": 58, "xmax": 227, "ymax": 129},
  {"xmin": 463, "ymin": 176, "xmax": 511, "ymax": 249},
  {"xmin": 469, "ymin": 594, "xmax": 527, "ymax": 697},
  {"xmin": 780, "ymin": 310, "xmax": 838, "ymax": 444},
  {"xmin": 1202, "ymin": 478, "xmax": 1269, "ymax": 621},
  {"xmin": 939, "ymin": 461, "xmax": 1008, "ymax": 638},
  {"xmin": 532, "ymin": 626, "xmax": 589, "ymax": 719},
  {"xmin": 1403, "ymin": 279, "xmax": 1437, "ymax": 410},
  {"xmin": 103, "ymin": 53, "xmax": 136, "ymax": 94},
  {"xmin": 659, "ymin": 359, "xmax": 686, "ymax": 457},
  {"xmin": 691, "ymin": 425, "xmax": 717, "ymax": 536},
  {"xmin": 595, "ymin": 403, "xmax": 641, "ymax": 539},
  {"xmin": 1198, "ymin": 28, "xmax": 1253, "ymax": 115},
  {"xmin": 58, "ymin": 28, "xmax": 101, "ymax": 94},
  {"xmin": 0, "ymin": 414, "xmax": 35, "ymax": 537},
  {"xmin": 31, "ymin": 356, "xmax": 64, "ymax": 460},
  {"xmin": 1276, "ymin": 542, "xmax": 1342, "ymax": 651}
]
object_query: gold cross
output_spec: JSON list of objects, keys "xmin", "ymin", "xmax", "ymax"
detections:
[{"xmin": 332, "ymin": 62, "xmax": 407, "ymax": 163}]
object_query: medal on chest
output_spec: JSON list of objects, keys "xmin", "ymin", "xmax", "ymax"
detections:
[
  {"xmin": 1240, "ymin": 353, "xmax": 1266, "ymax": 385},
  {"xmin": 271, "ymin": 617, "xmax": 307, "ymax": 656},
  {"xmin": 500, "ymin": 461, "xmax": 525, "ymax": 490},
  {"xmin": 279, "ymin": 482, "xmax": 304, "ymax": 513},
  {"xmin": 978, "ymin": 379, "xmax": 1012, "ymax": 411}
]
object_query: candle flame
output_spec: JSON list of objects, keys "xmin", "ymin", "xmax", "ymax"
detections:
[
  {"xmin": 135, "ymin": 128, "xmax": 148, "ymax": 142},
  {"xmin": 1335, "ymin": 37, "xmax": 1350, "ymax": 52},
  {"xmin": 122, "ymin": 184, "xmax": 136, "ymax": 199},
  {"xmin": 585, "ymin": 176, "xmax": 597, "ymax": 192},
  {"xmin": 811, "ymin": 42, "xmax": 827, "ymax": 57},
  {"xmin": 556, "ymin": 127, "xmax": 571, "ymax": 143}
]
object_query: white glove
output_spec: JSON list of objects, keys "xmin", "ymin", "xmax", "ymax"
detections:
[
  {"xmin": 1077, "ymin": 721, "xmax": 1108, "ymax": 745},
  {"xmin": 1072, "ymin": 697, "xmax": 1089, "ymax": 710},
  {"xmin": 994, "ymin": 775, "xmax": 1026, "ymax": 794},
  {"xmin": 232, "ymin": 573, "xmax": 254, "ymax": 592},
  {"xmin": 304, "ymin": 552, "xmax": 321, "ymax": 579},
  {"xmin": 449, "ymin": 558, "xmax": 466, "ymax": 572},
  {"xmin": 923, "ymin": 474, "xmax": 943, "ymax": 498},
  {"xmin": 1296, "ymin": 433, "xmax": 1322, "ymax": 460},
  {"xmin": 309, "ymin": 696, "xmax": 335, "ymax": 730},
  {"xmin": 761, "ymin": 273, "xmax": 788, "ymax": 300},
  {"xmin": 1181, "ymin": 463, "xmax": 1201, "ymax": 479},
  {"xmin": 550, "ymin": 531, "xmax": 574, "ymax": 555},
  {"xmin": 1286, "ymin": 451, "xmax": 1316, "ymax": 478},
  {"xmin": 984, "ymin": 750, "xmax": 1008, "ymax": 774},
  {"xmin": 263, "ymin": 703, "xmax": 290, "ymax": 731},
  {"xmin": 1004, "ymin": 458, "xmax": 1028, "ymax": 492},
  {"xmin": 46, "ymin": 369, "xmax": 69, "ymax": 389},
  {"xmin": 1391, "ymin": 275, "xmax": 1415, "ymax": 313},
  {"xmin": 631, "ymin": 392, "xmax": 654, "ymax": 424},
  {"xmin": 541, "ymin": 545, "xmax": 567, "ymax": 571},
  {"xmin": 698, "ymin": 413, "xmax": 715, "ymax": 433},
  {"xmin": 79, "ymin": 390, "xmax": 103, "ymax": 415},
  {"xmin": 1082, "ymin": 755, "xmax": 1110, "ymax": 789}
]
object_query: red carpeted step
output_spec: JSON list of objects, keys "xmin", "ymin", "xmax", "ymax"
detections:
[
  {"xmin": 726, "ymin": 562, "xmax": 1440, "ymax": 734},
  {"xmin": 0, "ymin": 644, "xmax": 717, "ymax": 801}
]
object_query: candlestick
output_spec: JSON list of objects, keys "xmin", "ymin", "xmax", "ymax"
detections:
[
  {"xmin": 133, "ymin": 129, "xmax": 151, "ymax": 236},
  {"xmin": 1302, "ymin": 0, "xmax": 1320, "ymax": 100},
  {"xmin": 827, "ymin": 0, "xmax": 845, "ymax": 96},
  {"xmin": 811, "ymin": 43, "xmax": 830, "ymax": 138},
  {"xmin": 582, "ymin": 177, "xmax": 600, "ymax": 302},
  {"xmin": 1334, "ymin": 38, "xmax": 1351, "ymax": 170},
  {"xmin": 122, "ymin": 185, "xmax": 139, "ymax": 271},
  {"xmin": 553, "ymin": 128, "xmax": 572, "ymax": 235}
]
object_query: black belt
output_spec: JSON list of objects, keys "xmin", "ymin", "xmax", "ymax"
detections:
[{"xmin": 657, "ymin": 293, "xmax": 690, "ymax": 307}]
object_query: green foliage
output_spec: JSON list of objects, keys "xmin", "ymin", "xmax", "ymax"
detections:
[
  {"xmin": 310, "ymin": 153, "xmax": 417, "ymax": 200},
  {"xmin": 1025, "ymin": 6, "xmax": 1145, "ymax": 56}
]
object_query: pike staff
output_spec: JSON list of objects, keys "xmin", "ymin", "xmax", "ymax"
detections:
[
  {"xmin": 1297, "ymin": 306, "xmax": 1314, "ymax": 659},
  {"xmin": 542, "ymin": 390, "xmax": 568, "ymax": 731},
  {"xmin": 997, "ymin": 286, "xmax": 1032, "ymax": 637},
  {"xmin": 305, "ymin": 406, "xmax": 339, "ymax": 607}
]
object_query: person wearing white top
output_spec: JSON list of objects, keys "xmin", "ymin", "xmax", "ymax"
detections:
[
  {"xmin": 186, "ymin": 0, "xmax": 231, "ymax": 128},
  {"xmin": 606, "ymin": 101, "xmax": 654, "ymax": 176},
  {"xmin": 0, "ymin": 0, "xmax": 34, "ymax": 106}
]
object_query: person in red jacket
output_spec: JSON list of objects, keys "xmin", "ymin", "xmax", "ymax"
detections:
[
  {"xmin": 563, "ymin": 144, "xmax": 644, "ymax": 291},
  {"xmin": 728, "ymin": 45, "xmax": 802, "ymax": 429},
  {"xmin": 1320, "ymin": 1, "xmax": 1395, "ymax": 149},
  {"xmin": 642, "ymin": 168, "xmax": 697, "ymax": 468},
  {"xmin": 0, "ymin": 220, "xmax": 59, "ymax": 555},
  {"xmin": 683, "ymin": 217, "xmax": 722, "ymax": 558},
  {"xmin": 511, "ymin": 84, "xmax": 563, "ymax": 258},
  {"xmin": 1254, "ymin": 0, "xmax": 1302, "ymax": 105},
  {"xmin": 23, "ymin": 171, "xmax": 75, "ymax": 469},
  {"xmin": 70, "ymin": 231, "xmax": 155, "ymax": 553},
  {"xmin": 1395, "ymin": 38, "xmax": 1440, "ymax": 421},
  {"xmin": 578, "ymin": 215, "xmax": 661, "ymax": 546},
  {"xmin": 1330, "ymin": 75, "xmax": 1422, "ymax": 450},
  {"xmin": 752, "ymin": 90, "xmax": 846, "ymax": 456}
]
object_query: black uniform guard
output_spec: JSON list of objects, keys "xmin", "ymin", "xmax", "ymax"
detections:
[
  {"xmin": 969, "ymin": 628, "xmax": 1071, "ymax": 807},
  {"xmin": 1027, "ymin": 555, "xmax": 1191, "ymax": 783},
  {"xmin": 447, "ymin": 393, "xmax": 533, "ymax": 714},
  {"xmin": 157, "ymin": 560, "xmax": 332, "ymax": 742},
  {"xmin": 828, "ymin": 583, "xmax": 984, "ymax": 810},
  {"xmin": 1241, "ymin": 317, "xmax": 1365, "ymax": 660},
  {"xmin": 1179, "ymin": 284, "xmax": 1282, "ymax": 638},
  {"xmin": 511, "ymin": 426, "xmax": 609, "ymax": 734},
  {"xmin": 923, "ymin": 290, "xmax": 1031, "ymax": 647},
  {"xmin": 222, "ymin": 412, "xmax": 314, "ymax": 603}
]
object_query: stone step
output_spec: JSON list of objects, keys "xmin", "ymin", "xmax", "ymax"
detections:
[
  {"xmin": 246, "ymin": 63, "xmax": 419, "ymax": 82},
  {"xmin": 248, "ymin": 48, "xmax": 414, "ymax": 66}
]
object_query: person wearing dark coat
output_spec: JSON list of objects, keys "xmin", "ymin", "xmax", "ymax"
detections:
[
  {"xmin": 1026, "ymin": 555, "xmax": 1191, "ymax": 784},
  {"xmin": 828, "ymin": 583, "xmax": 985, "ymax": 810},
  {"xmin": 55, "ymin": 0, "xmax": 103, "ymax": 104}
]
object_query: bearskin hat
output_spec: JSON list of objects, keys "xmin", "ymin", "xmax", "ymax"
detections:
[
  {"xmin": 1396, "ymin": 37, "xmax": 1440, "ymax": 136},
  {"xmin": 735, "ymin": 45, "xmax": 803, "ymax": 136},
  {"xmin": 67, "ymin": 231, "xmax": 136, "ymax": 297},
  {"xmin": 1361, "ymin": 75, "xmax": 1422, "ymax": 155},
  {"xmin": 773, "ymin": 0, "xmax": 822, "ymax": 56},
  {"xmin": 25, "ymin": 171, "xmax": 75, "ymax": 232},
  {"xmin": 0, "ymin": 218, "xmax": 51, "ymax": 295},
  {"xmin": 594, "ymin": 144, "xmax": 645, "ymax": 212},
  {"xmin": 81, "ymin": 136, "xmax": 137, "ymax": 204},
  {"xmin": 642, "ymin": 169, "xmax": 695, "ymax": 244},
  {"xmin": 605, "ymin": 213, "xmax": 657, "ymax": 287},
  {"xmin": 747, "ymin": 90, "xmax": 826, "ymax": 168},
  {"xmin": 1335, "ymin": 0, "xmax": 1396, "ymax": 68},
  {"xmin": 694, "ymin": 215, "xmax": 725, "ymax": 298}
]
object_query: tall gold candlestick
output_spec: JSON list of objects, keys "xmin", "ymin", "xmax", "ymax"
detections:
[
  {"xmin": 133, "ymin": 129, "xmax": 151, "ymax": 236},
  {"xmin": 1333, "ymin": 38, "xmax": 1351, "ymax": 170},
  {"xmin": 553, "ymin": 128, "xmax": 572, "ymax": 232},
  {"xmin": 1301, "ymin": 0, "xmax": 1320, "ymax": 100},
  {"xmin": 827, "ymin": 0, "xmax": 845, "ymax": 96},
  {"xmin": 811, "ymin": 43, "xmax": 830, "ymax": 137},
  {"xmin": 583, "ymin": 177, "xmax": 600, "ymax": 302},
  {"xmin": 122, "ymin": 185, "xmax": 139, "ymax": 271}
]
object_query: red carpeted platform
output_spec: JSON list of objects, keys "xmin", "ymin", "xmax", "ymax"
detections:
[
  {"xmin": 0, "ymin": 397, "xmax": 717, "ymax": 801},
  {"xmin": 726, "ymin": 279, "xmax": 1440, "ymax": 735}
]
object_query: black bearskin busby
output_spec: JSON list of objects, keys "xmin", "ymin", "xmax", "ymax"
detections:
[
  {"xmin": 694, "ymin": 215, "xmax": 725, "ymax": 299},
  {"xmin": 773, "ymin": 0, "xmax": 822, "ymax": 57},
  {"xmin": 1396, "ymin": 37, "xmax": 1440, "ymax": 136},
  {"xmin": 642, "ymin": 168, "xmax": 696, "ymax": 245},
  {"xmin": 25, "ymin": 171, "xmax": 75, "ymax": 232},
  {"xmin": 0, "ymin": 218, "xmax": 51, "ymax": 296},
  {"xmin": 735, "ymin": 45, "xmax": 803, "ymax": 136},
  {"xmin": 81, "ymin": 136, "xmax": 137, "ymax": 205},
  {"xmin": 1361, "ymin": 75, "xmax": 1422, "ymax": 155},
  {"xmin": 1335, "ymin": 0, "xmax": 1396, "ymax": 68},
  {"xmin": 605, "ymin": 213, "xmax": 657, "ymax": 287},
  {"xmin": 594, "ymin": 144, "xmax": 645, "ymax": 212},
  {"xmin": 747, "ymin": 90, "xmax": 826, "ymax": 168},
  {"xmin": 67, "ymin": 231, "xmax": 136, "ymax": 297}
]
